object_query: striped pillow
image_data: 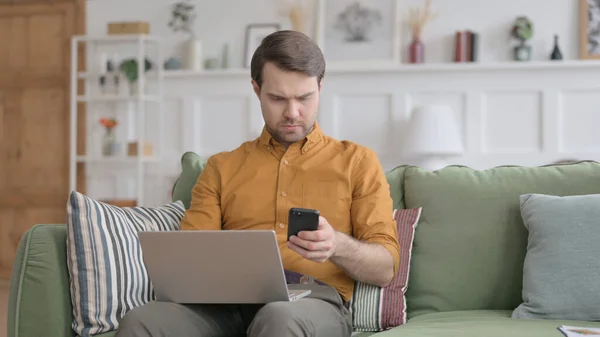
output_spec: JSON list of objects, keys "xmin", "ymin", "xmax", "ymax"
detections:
[
  {"xmin": 350, "ymin": 207, "xmax": 422, "ymax": 332},
  {"xmin": 66, "ymin": 191, "xmax": 185, "ymax": 337}
]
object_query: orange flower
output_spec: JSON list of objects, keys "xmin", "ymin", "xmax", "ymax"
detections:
[{"xmin": 99, "ymin": 118, "xmax": 118, "ymax": 130}]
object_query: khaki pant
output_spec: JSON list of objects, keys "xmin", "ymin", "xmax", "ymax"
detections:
[{"xmin": 115, "ymin": 284, "xmax": 353, "ymax": 337}]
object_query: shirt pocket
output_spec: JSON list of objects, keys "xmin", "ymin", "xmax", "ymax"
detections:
[
  {"xmin": 301, "ymin": 181, "xmax": 344, "ymax": 213},
  {"xmin": 301, "ymin": 181, "xmax": 352, "ymax": 235}
]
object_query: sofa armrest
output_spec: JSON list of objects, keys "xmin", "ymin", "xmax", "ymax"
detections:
[{"xmin": 8, "ymin": 224, "xmax": 74, "ymax": 337}]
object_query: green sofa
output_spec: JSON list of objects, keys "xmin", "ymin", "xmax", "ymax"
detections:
[{"xmin": 8, "ymin": 157, "xmax": 600, "ymax": 337}]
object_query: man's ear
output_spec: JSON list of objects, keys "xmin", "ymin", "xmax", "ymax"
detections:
[
  {"xmin": 251, "ymin": 80, "xmax": 260, "ymax": 98},
  {"xmin": 318, "ymin": 80, "xmax": 323, "ymax": 92}
]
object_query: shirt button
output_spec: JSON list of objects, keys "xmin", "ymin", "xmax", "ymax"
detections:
[
  {"xmin": 284, "ymin": 159, "xmax": 289, "ymax": 165},
  {"xmin": 278, "ymin": 223, "xmax": 285, "ymax": 229},
  {"xmin": 281, "ymin": 192, "xmax": 287, "ymax": 197}
]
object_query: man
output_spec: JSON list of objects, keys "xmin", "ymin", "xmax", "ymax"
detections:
[{"xmin": 116, "ymin": 30, "xmax": 400, "ymax": 337}]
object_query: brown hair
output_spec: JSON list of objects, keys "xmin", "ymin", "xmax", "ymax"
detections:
[{"xmin": 250, "ymin": 30, "xmax": 326, "ymax": 88}]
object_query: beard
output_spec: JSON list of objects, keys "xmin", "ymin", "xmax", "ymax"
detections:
[{"xmin": 267, "ymin": 120, "xmax": 315, "ymax": 146}]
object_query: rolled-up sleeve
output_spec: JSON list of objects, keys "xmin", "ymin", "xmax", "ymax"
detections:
[
  {"xmin": 179, "ymin": 157, "xmax": 222, "ymax": 231},
  {"xmin": 350, "ymin": 148, "xmax": 400, "ymax": 275}
]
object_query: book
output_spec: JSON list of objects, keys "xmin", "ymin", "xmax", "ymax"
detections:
[
  {"xmin": 558, "ymin": 325, "xmax": 600, "ymax": 337},
  {"xmin": 454, "ymin": 30, "xmax": 479, "ymax": 62}
]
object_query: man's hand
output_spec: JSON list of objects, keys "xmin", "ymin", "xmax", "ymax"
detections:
[
  {"xmin": 287, "ymin": 216, "xmax": 337, "ymax": 263},
  {"xmin": 288, "ymin": 215, "xmax": 396, "ymax": 288}
]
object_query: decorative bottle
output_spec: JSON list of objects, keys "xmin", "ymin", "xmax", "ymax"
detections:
[
  {"xmin": 409, "ymin": 37, "xmax": 425, "ymax": 64},
  {"xmin": 550, "ymin": 34, "xmax": 563, "ymax": 60},
  {"xmin": 98, "ymin": 53, "xmax": 108, "ymax": 95}
]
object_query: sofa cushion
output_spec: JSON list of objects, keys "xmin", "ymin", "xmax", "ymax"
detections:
[
  {"xmin": 512, "ymin": 193, "xmax": 600, "ymax": 321},
  {"xmin": 372, "ymin": 310, "xmax": 600, "ymax": 337},
  {"xmin": 66, "ymin": 191, "xmax": 186, "ymax": 337},
  {"xmin": 384, "ymin": 165, "xmax": 410, "ymax": 210},
  {"xmin": 351, "ymin": 207, "xmax": 421, "ymax": 332},
  {"xmin": 8, "ymin": 224, "xmax": 73, "ymax": 337},
  {"xmin": 403, "ymin": 161, "xmax": 600, "ymax": 319},
  {"xmin": 172, "ymin": 151, "xmax": 207, "ymax": 209}
]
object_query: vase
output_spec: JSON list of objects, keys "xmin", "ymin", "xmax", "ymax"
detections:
[
  {"xmin": 184, "ymin": 37, "xmax": 204, "ymax": 71},
  {"xmin": 102, "ymin": 128, "xmax": 117, "ymax": 156},
  {"xmin": 409, "ymin": 37, "xmax": 425, "ymax": 64},
  {"xmin": 128, "ymin": 81, "xmax": 138, "ymax": 96},
  {"xmin": 514, "ymin": 43, "xmax": 531, "ymax": 61},
  {"xmin": 550, "ymin": 34, "xmax": 563, "ymax": 60}
]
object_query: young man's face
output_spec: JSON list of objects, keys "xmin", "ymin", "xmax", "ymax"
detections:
[{"xmin": 252, "ymin": 62, "xmax": 322, "ymax": 147}]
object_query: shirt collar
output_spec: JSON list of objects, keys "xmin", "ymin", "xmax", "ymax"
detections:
[{"xmin": 258, "ymin": 122, "xmax": 324, "ymax": 150}]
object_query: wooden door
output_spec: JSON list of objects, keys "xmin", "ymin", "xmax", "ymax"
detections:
[{"xmin": 0, "ymin": 0, "xmax": 86, "ymax": 279}]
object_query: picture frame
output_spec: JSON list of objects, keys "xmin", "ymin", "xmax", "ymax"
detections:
[
  {"xmin": 579, "ymin": 0, "xmax": 600, "ymax": 59},
  {"xmin": 315, "ymin": 0, "xmax": 402, "ymax": 67},
  {"xmin": 244, "ymin": 23, "xmax": 281, "ymax": 68}
]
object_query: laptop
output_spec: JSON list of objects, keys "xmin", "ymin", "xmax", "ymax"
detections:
[{"xmin": 138, "ymin": 230, "xmax": 312, "ymax": 304}]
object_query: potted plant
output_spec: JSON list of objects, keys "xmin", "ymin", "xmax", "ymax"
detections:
[
  {"xmin": 407, "ymin": 0, "xmax": 435, "ymax": 64},
  {"xmin": 511, "ymin": 16, "xmax": 533, "ymax": 61},
  {"xmin": 119, "ymin": 58, "xmax": 153, "ymax": 95},
  {"xmin": 99, "ymin": 117, "xmax": 118, "ymax": 156},
  {"xmin": 168, "ymin": 0, "xmax": 202, "ymax": 70}
]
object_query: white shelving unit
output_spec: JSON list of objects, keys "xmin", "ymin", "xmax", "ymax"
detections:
[{"xmin": 69, "ymin": 34, "xmax": 164, "ymax": 206}]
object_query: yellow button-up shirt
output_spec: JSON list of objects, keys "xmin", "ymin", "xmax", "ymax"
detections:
[{"xmin": 180, "ymin": 122, "xmax": 400, "ymax": 302}]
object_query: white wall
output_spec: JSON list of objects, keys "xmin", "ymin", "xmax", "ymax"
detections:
[
  {"xmin": 87, "ymin": 0, "xmax": 581, "ymax": 67},
  {"xmin": 81, "ymin": 0, "xmax": 600, "ymax": 206},
  {"xmin": 81, "ymin": 61, "xmax": 600, "ymax": 206}
]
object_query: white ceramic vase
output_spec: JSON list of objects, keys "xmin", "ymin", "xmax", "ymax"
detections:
[{"xmin": 184, "ymin": 37, "xmax": 204, "ymax": 71}]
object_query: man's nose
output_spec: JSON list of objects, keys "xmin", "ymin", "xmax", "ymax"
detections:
[{"xmin": 283, "ymin": 101, "xmax": 300, "ymax": 119}]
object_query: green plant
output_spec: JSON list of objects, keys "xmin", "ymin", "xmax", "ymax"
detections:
[
  {"xmin": 511, "ymin": 16, "xmax": 533, "ymax": 43},
  {"xmin": 119, "ymin": 58, "xmax": 152, "ymax": 83}
]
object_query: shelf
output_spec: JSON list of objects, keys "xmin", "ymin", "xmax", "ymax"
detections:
[
  {"xmin": 164, "ymin": 68, "xmax": 249, "ymax": 78},
  {"xmin": 78, "ymin": 71, "xmax": 162, "ymax": 80},
  {"xmin": 72, "ymin": 34, "xmax": 161, "ymax": 44},
  {"xmin": 76, "ymin": 155, "xmax": 159, "ymax": 163},
  {"xmin": 76, "ymin": 95, "xmax": 160, "ymax": 103},
  {"xmin": 70, "ymin": 34, "xmax": 164, "ymax": 207},
  {"xmin": 324, "ymin": 59, "xmax": 600, "ymax": 73},
  {"xmin": 162, "ymin": 60, "xmax": 600, "ymax": 78}
]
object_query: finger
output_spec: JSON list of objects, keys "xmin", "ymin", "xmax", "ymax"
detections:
[
  {"xmin": 297, "ymin": 229, "xmax": 328, "ymax": 242},
  {"xmin": 318, "ymin": 216, "xmax": 328, "ymax": 229},
  {"xmin": 287, "ymin": 241, "xmax": 330, "ymax": 262},
  {"xmin": 290, "ymin": 235, "xmax": 332, "ymax": 252},
  {"xmin": 291, "ymin": 233, "xmax": 327, "ymax": 250}
]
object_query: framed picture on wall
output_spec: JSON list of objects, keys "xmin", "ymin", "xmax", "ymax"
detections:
[
  {"xmin": 315, "ymin": 0, "xmax": 401, "ymax": 67},
  {"xmin": 244, "ymin": 23, "xmax": 281, "ymax": 68},
  {"xmin": 579, "ymin": 0, "xmax": 600, "ymax": 59}
]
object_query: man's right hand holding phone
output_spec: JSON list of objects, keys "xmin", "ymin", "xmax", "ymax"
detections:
[{"xmin": 287, "ymin": 216, "xmax": 339, "ymax": 264}]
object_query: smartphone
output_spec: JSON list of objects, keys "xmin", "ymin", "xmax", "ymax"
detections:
[{"xmin": 287, "ymin": 207, "xmax": 320, "ymax": 240}]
